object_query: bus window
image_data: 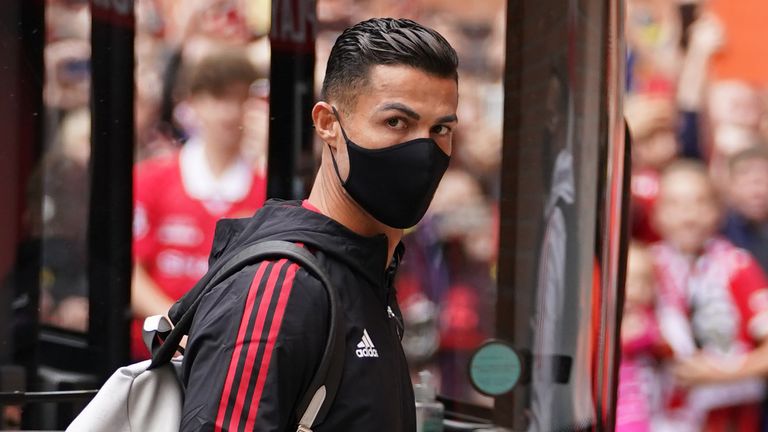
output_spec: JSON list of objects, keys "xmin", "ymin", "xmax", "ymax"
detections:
[{"xmin": 1, "ymin": 1, "xmax": 133, "ymax": 428}]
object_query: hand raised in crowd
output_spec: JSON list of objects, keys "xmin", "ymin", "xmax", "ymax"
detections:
[{"xmin": 688, "ymin": 13, "xmax": 725, "ymax": 57}]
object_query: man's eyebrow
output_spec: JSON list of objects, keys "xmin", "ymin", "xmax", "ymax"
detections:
[
  {"xmin": 436, "ymin": 114, "xmax": 458, "ymax": 124},
  {"xmin": 378, "ymin": 102, "xmax": 421, "ymax": 120},
  {"xmin": 378, "ymin": 103, "xmax": 458, "ymax": 124}
]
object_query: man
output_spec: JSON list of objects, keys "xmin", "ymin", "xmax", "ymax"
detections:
[
  {"xmin": 176, "ymin": 18, "xmax": 458, "ymax": 431},
  {"xmin": 132, "ymin": 50, "xmax": 266, "ymax": 359}
]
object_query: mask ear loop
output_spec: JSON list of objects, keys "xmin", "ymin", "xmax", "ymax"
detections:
[
  {"xmin": 331, "ymin": 106, "xmax": 353, "ymax": 142},
  {"xmin": 327, "ymin": 106, "xmax": 349, "ymax": 185}
]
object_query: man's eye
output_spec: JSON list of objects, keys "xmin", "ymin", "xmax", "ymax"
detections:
[
  {"xmin": 431, "ymin": 125, "xmax": 451, "ymax": 136},
  {"xmin": 386, "ymin": 118, "xmax": 405, "ymax": 129}
]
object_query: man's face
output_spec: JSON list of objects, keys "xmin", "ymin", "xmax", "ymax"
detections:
[
  {"xmin": 729, "ymin": 157, "xmax": 768, "ymax": 223},
  {"xmin": 653, "ymin": 170, "xmax": 721, "ymax": 255},
  {"xmin": 190, "ymin": 82, "xmax": 250, "ymax": 151},
  {"xmin": 708, "ymin": 81, "xmax": 762, "ymax": 129},
  {"xmin": 330, "ymin": 64, "xmax": 459, "ymax": 180}
]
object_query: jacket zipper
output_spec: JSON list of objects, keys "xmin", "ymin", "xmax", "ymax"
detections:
[{"xmin": 384, "ymin": 276, "xmax": 407, "ymax": 426}]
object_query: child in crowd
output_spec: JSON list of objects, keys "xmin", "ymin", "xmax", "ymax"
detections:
[
  {"xmin": 616, "ymin": 242, "xmax": 668, "ymax": 432},
  {"xmin": 651, "ymin": 160, "xmax": 768, "ymax": 432},
  {"xmin": 131, "ymin": 50, "xmax": 267, "ymax": 359}
]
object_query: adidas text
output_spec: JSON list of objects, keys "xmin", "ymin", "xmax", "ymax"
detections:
[{"xmin": 356, "ymin": 347, "xmax": 379, "ymax": 357}]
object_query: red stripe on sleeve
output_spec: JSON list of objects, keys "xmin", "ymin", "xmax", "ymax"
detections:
[
  {"xmin": 214, "ymin": 261, "xmax": 270, "ymax": 432},
  {"xmin": 243, "ymin": 262, "xmax": 300, "ymax": 430},
  {"xmin": 228, "ymin": 258, "xmax": 289, "ymax": 431}
]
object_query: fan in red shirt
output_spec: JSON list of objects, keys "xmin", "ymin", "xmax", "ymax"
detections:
[
  {"xmin": 131, "ymin": 50, "xmax": 266, "ymax": 359},
  {"xmin": 652, "ymin": 160, "xmax": 768, "ymax": 432}
]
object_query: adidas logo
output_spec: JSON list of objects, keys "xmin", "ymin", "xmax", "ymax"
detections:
[{"xmin": 355, "ymin": 329, "xmax": 379, "ymax": 358}]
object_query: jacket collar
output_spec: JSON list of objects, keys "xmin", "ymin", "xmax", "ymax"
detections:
[{"xmin": 212, "ymin": 200, "xmax": 399, "ymax": 287}]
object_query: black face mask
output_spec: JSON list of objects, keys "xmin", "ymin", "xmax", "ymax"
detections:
[{"xmin": 329, "ymin": 108, "xmax": 450, "ymax": 229}]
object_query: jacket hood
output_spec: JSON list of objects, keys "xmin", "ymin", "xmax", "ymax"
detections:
[{"xmin": 216, "ymin": 199, "xmax": 392, "ymax": 280}]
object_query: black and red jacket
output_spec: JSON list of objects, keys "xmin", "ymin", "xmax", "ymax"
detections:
[{"xmin": 172, "ymin": 199, "xmax": 416, "ymax": 431}]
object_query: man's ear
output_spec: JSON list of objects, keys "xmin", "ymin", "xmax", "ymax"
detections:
[{"xmin": 312, "ymin": 101, "xmax": 339, "ymax": 148}]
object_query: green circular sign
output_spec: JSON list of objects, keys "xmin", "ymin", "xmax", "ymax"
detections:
[{"xmin": 468, "ymin": 340, "xmax": 522, "ymax": 396}]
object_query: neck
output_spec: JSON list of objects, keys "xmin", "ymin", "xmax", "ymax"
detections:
[
  {"xmin": 201, "ymin": 136, "xmax": 239, "ymax": 177},
  {"xmin": 675, "ymin": 242, "xmax": 707, "ymax": 260},
  {"xmin": 307, "ymin": 159, "xmax": 402, "ymax": 268}
]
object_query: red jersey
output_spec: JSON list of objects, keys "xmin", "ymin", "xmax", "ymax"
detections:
[
  {"xmin": 630, "ymin": 168, "xmax": 661, "ymax": 243},
  {"xmin": 132, "ymin": 141, "xmax": 266, "ymax": 358},
  {"xmin": 652, "ymin": 238, "xmax": 768, "ymax": 431}
]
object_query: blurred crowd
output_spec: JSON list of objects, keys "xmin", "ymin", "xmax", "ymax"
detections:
[
  {"xmin": 31, "ymin": 0, "xmax": 504, "ymax": 405},
  {"xmin": 43, "ymin": 1, "xmax": 768, "ymax": 427},
  {"xmin": 619, "ymin": 0, "xmax": 768, "ymax": 431}
]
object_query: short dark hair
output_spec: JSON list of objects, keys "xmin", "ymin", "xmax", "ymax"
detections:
[
  {"xmin": 185, "ymin": 49, "xmax": 259, "ymax": 97},
  {"xmin": 661, "ymin": 158, "xmax": 710, "ymax": 180},
  {"xmin": 660, "ymin": 158, "xmax": 720, "ymax": 202},
  {"xmin": 729, "ymin": 145, "xmax": 768, "ymax": 171},
  {"xmin": 321, "ymin": 18, "xmax": 459, "ymax": 110}
]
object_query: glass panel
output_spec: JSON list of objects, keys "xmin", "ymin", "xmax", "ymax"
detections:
[
  {"xmin": 494, "ymin": 1, "xmax": 623, "ymax": 430},
  {"xmin": 131, "ymin": 0, "xmax": 272, "ymax": 360},
  {"xmin": 0, "ymin": 1, "xmax": 98, "ymax": 428},
  {"xmin": 314, "ymin": 0, "xmax": 507, "ymax": 407}
]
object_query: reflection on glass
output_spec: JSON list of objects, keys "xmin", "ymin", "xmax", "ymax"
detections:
[
  {"xmin": 493, "ymin": 1, "xmax": 625, "ymax": 430},
  {"xmin": 323, "ymin": 0, "xmax": 509, "ymax": 407},
  {"xmin": 398, "ymin": 170, "xmax": 498, "ymax": 406},
  {"xmin": 37, "ymin": 0, "xmax": 92, "ymax": 332}
]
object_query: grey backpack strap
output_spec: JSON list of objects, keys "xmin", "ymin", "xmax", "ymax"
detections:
[{"xmin": 148, "ymin": 240, "xmax": 345, "ymax": 431}]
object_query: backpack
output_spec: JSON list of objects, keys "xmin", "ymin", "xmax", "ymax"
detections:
[{"xmin": 67, "ymin": 240, "xmax": 345, "ymax": 432}]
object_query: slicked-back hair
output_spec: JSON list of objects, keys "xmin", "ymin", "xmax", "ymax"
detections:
[{"xmin": 321, "ymin": 18, "xmax": 459, "ymax": 110}]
